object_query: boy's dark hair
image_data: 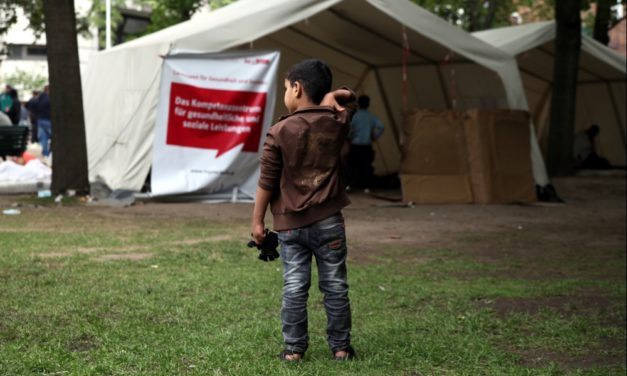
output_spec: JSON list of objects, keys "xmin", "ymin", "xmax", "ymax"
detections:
[
  {"xmin": 285, "ymin": 59, "xmax": 332, "ymax": 104},
  {"xmin": 357, "ymin": 95, "xmax": 370, "ymax": 109}
]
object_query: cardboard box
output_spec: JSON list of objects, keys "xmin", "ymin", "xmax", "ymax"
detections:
[
  {"xmin": 401, "ymin": 109, "xmax": 535, "ymax": 204},
  {"xmin": 464, "ymin": 109, "xmax": 536, "ymax": 204}
]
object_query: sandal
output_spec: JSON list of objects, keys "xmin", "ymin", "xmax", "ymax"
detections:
[
  {"xmin": 333, "ymin": 345, "xmax": 356, "ymax": 361},
  {"xmin": 279, "ymin": 349, "xmax": 304, "ymax": 362}
]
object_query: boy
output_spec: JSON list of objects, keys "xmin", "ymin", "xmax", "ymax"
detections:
[{"xmin": 251, "ymin": 59, "xmax": 356, "ymax": 362}]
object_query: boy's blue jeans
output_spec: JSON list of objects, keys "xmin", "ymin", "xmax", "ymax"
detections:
[{"xmin": 277, "ymin": 213, "xmax": 352, "ymax": 354}]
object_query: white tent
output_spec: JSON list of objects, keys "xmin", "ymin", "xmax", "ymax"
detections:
[
  {"xmin": 83, "ymin": 0, "xmax": 550, "ymax": 193},
  {"xmin": 474, "ymin": 21, "xmax": 627, "ymax": 167}
]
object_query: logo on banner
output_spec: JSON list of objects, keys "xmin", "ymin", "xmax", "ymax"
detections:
[{"xmin": 166, "ymin": 82, "xmax": 267, "ymax": 156}]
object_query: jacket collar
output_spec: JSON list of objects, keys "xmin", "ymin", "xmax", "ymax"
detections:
[{"xmin": 278, "ymin": 106, "xmax": 335, "ymax": 121}]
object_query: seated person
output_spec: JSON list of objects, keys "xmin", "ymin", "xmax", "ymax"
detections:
[{"xmin": 573, "ymin": 124, "xmax": 611, "ymax": 170}]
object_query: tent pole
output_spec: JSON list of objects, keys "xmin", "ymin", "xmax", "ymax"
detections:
[
  {"xmin": 533, "ymin": 85, "xmax": 552, "ymax": 127},
  {"xmin": 105, "ymin": 0, "xmax": 112, "ymax": 49},
  {"xmin": 354, "ymin": 67, "xmax": 372, "ymax": 93},
  {"xmin": 373, "ymin": 68, "xmax": 401, "ymax": 150},
  {"xmin": 373, "ymin": 140, "xmax": 390, "ymax": 175},
  {"xmin": 606, "ymin": 81, "xmax": 627, "ymax": 151},
  {"xmin": 519, "ymin": 67, "xmax": 551, "ymax": 85},
  {"xmin": 436, "ymin": 65, "xmax": 452, "ymax": 109},
  {"xmin": 534, "ymin": 85, "xmax": 553, "ymax": 154}
]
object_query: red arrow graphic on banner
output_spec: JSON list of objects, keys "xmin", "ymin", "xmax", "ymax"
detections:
[{"xmin": 166, "ymin": 82, "xmax": 267, "ymax": 157}]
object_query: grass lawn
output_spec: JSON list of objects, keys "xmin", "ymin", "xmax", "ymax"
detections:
[{"xmin": 0, "ymin": 202, "xmax": 625, "ymax": 375}]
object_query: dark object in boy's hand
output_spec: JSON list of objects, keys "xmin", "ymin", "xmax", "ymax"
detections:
[{"xmin": 247, "ymin": 229, "xmax": 280, "ymax": 262}]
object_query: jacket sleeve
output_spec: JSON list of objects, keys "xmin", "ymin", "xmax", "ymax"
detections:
[{"xmin": 258, "ymin": 126, "xmax": 283, "ymax": 191}]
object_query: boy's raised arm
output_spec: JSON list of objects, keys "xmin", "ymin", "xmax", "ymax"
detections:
[{"xmin": 321, "ymin": 87, "xmax": 356, "ymax": 112}]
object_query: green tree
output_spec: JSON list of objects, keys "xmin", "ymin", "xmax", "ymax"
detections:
[
  {"xmin": 3, "ymin": 69, "xmax": 47, "ymax": 94},
  {"xmin": 42, "ymin": 0, "xmax": 89, "ymax": 194},
  {"xmin": 1, "ymin": 0, "xmax": 90, "ymax": 40},
  {"xmin": 411, "ymin": 0, "xmax": 515, "ymax": 31},
  {"xmin": 2, "ymin": 0, "xmax": 239, "ymax": 195},
  {"xmin": 1, "ymin": 0, "xmax": 89, "ymax": 194},
  {"xmin": 83, "ymin": 0, "xmax": 238, "ymax": 47},
  {"xmin": 85, "ymin": 0, "xmax": 127, "ymax": 49},
  {"xmin": 141, "ymin": 0, "xmax": 236, "ymax": 34},
  {"xmin": 0, "ymin": 0, "xmax": 45, "ymax": 37}
]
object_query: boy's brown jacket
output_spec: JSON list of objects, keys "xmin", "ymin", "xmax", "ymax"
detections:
[{"xmin": 258, "ymin": 104, "xmax": 356, "ymax": 231}]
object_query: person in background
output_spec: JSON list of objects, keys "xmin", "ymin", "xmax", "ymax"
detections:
[
  {"xmin": 0, "ymin": 85, "xmax": 13, "ymax": 116},
  {"xmin": 34, "ymin": 85, "xmax": 52, "ymax": 157},
  {"xmin": 19, "ymin": 99, "xmax": 30, "ymax": 126},
  {"xmin": 25, "ymin": 90, "xmax": 41, "ymax": 143},
  {"xmin": 347, "ymin": 95, "xmax": 384, "ymax": 190},
  {"xmin": 573, "ymin": 124, "xmax": 611, "ymax": 170},
  {"xmin": 6, "ymin": 88, "xmax": 21, "ymax": 125}
]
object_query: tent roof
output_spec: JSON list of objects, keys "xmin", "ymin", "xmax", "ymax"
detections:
[
  {"xmin": 108, "ymin": 0, "xmax": 516, "ymax": 72},
  {"xmin": 473, "ymin": 21, "xmax": 627, "ymax": 83}
]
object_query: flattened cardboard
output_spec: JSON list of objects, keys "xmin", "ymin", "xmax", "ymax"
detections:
[
  {"xmin": 401, "ymin": 109, "xmax": 536, "ymax": 204},
  {"xmin": 464, "ymin": 109, "xmax": 535, "ymax": 203},
  {"xmin": 401, "ymin": 110, "xmax": 467, "ymax": 175}
]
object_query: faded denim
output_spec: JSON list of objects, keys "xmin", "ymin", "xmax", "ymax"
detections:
[{"xmin": 278, "ymin": 213, "xmax": 352, "ymax": 354}]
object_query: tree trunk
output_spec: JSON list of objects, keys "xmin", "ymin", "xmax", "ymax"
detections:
[
  {"xmin": 593, "ymin": 0, "xmax": 612, "ymax": 45},
  {"xmin": 43, "ymin": 0, "xmax": 90, "ymax": 195},
  {"xmin": 481, "ymin": 0, "xmax": 499, "ymax": 31},
  {"xmin": 465, "ymin": 0, "xmax": 480, "ymax": 31},
  {"xmin": 546, "ymin": 1, "xmax": 581, "ymax": 177}
]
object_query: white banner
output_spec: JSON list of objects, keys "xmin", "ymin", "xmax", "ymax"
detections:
[{"xmin": 151, "ymin": 51, "xmax": 280, "ymax": 197}]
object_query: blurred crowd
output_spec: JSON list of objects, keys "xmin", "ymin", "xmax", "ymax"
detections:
[{"xmin": 0, "ymin": 84, "xmax": 52, "ymax": 157}]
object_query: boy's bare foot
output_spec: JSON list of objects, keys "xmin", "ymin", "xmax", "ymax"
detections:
[
  {"xmin": 334, "ymin": 346, "xmax": 356, "ymax": 361},
  {"xmin": 279, "ymin": 350, "xmax": 303, "ymax": 362}
]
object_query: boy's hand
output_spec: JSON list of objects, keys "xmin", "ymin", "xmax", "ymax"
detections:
[
  {"xmin": 251, "ymin": 221, "xmax": 266, "ymax": 245},
  {"xmin": 321, "ymin": 88, "xmax": 355, "ymax": 112},
  {"xmin": 251, "ymin": 187, "xmax": 272, "ymax": 245}
]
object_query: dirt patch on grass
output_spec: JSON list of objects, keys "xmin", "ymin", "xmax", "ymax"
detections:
[
  {"xmin": 510, "ymin": 346, "xmax": 625, "ymax": 370},
  {"xmin": 34, "ymin": 235, "xmax": 236, "ymax": 259},
  {"xmin": 67, "ymin": 334, "xmax": 98, "ymax": 352},
  {"xmin": 37, "ymin": 252, "xmax": 73, "ymax": 258},
  {"xmin": 92, "ymin": 253, "xmax": 155, "ymax": 261},
  {"xmin": 477, "ymin": 294, "xmax": 616, "ymax": 320}
]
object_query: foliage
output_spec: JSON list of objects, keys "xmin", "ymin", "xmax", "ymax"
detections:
[
  {"xmin": 0, "ymin": 0, "xmax": 238, "ymax": 43},
  {"xmin": 0, "ymin": 0, "xmax": 44, "ymax": 37},
  {"xmin": 0, "ymin": 0, "xmax": 90, "ymax": 39},
  {"xmin": 411, "ymin": 0, "xmax": 626, "ymax": 32},
  {"xmin": 411, "ymin": 0, "xmax": 517, "ymax": 31},
  {"xmin": 2, "ymin": 68, "xmax": 47, "ymax": 94},
  {"xmin": 85, "ymin": 0, "xmax": 128, "ymax": 49},
  {"xmin": 512, "ymin": 0, "xmax": 555, "ymax": 23},
  {"xmin": 141, "ymin": 0, "xmax": 237, "ymax": 34}
]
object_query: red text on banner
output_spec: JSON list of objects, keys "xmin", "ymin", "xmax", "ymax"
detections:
[{"xmin": 166, "ymin": 82, "xmax": 267, "ymax": 156}]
